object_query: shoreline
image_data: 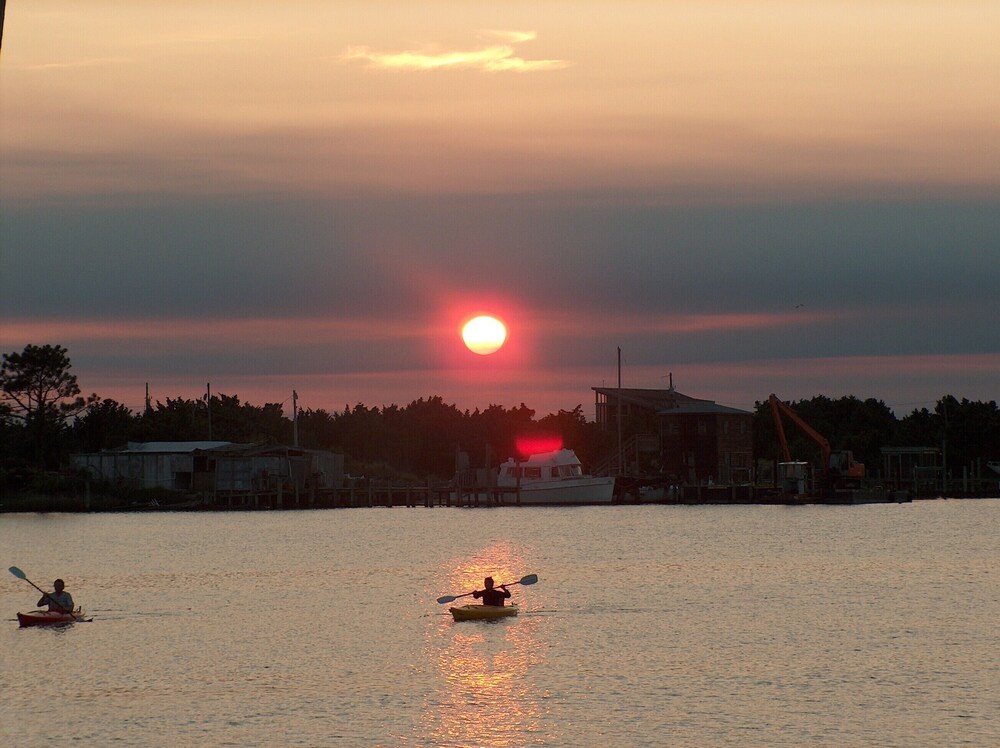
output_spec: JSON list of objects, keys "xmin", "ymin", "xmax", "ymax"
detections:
[{"xmin": 3, "ymin": 489, "xmax": 998, "ymax": 513}]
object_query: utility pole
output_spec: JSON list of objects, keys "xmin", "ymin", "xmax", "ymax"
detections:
[
  {"xmin": 292, "ymin": 390, "xmax": 299, "ymax": 447},
  {"xmin": 206, "ymin": 383, "xmax": 212, "ymax": 440},
  {"xmin": 941, "ymin": 398, "xmax": 948, "ymax": 495},
  {"xmin": 617, "ymin": 347, "xmax": 623, "ymax": 477}
]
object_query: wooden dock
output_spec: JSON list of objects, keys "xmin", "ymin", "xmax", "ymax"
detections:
[
  {"xmin": 14, "ymin": 473, "xmax": 995, "ymax": 513},
  {"xmin": 205, "ymin": 479, "xmax": 525, "ymax": 510}
]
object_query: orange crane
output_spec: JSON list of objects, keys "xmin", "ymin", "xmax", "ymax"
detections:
[{"xmin": 768, "ymin": 394, "xmax": 865, "ymax": 482}]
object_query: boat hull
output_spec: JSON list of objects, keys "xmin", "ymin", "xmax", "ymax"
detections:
[
  {"xmin": 16, "ymin": 609, "xmax": 86, "ymax": 627},
  {"xmin": 495, "ymin": 449, "xmax": 615, "ymax": 504},
  {"xmin": 450, "ymin": 604, "xmax": 519, "ymax": 621},
  {"xmin": 510, "ymin": 477, "xmax": 615, "ymax": 505}
]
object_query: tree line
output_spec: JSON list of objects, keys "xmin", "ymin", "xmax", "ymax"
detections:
[
  {"xmin": 3, "ymin": 344, "xmax": 999, "ymax": 484},
  {"xmin": 751, "ymin": 394, "xmax": 1000, "ymax": 479},
  {"xmin": 1, "ymin": 344, "xmax": 609, "ymax": 481}
]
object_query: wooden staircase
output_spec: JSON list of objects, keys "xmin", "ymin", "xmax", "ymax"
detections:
[{"xmin": 594, "ymin": 433, "xmax": 661, "ymax": 476}]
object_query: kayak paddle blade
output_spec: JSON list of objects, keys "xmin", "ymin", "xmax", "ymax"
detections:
[
  {"xmin": 437, "ymin": 573, "xmax": 536, "ymax": 603},
  {"xmin": 8, "ymin": 566, "xmax": 27, "ymax": 580}
]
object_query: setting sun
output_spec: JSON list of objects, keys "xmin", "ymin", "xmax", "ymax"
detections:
[{"xmin": 462, "ymin": 315, "xmax": 507, "ymax": 355}]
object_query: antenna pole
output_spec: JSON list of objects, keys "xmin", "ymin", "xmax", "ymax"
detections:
[{"xmin": 617, "ymin": 347, "xmax": 623, "ymax": 476}]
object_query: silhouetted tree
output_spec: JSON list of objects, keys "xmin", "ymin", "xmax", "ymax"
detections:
[
  {"xmin": 1, "ymin": 344, "xmax": 97, "ymax": 467},
  {"xmin": 132, "ymin": 397, "xmax": 207, "ymax": 442},
  {"xmin": 396, "ymin": 397, "xmax": 466, "ymax": 476},
  {"xmin": 204, "ymin": 394, "xmax": 288, "ymax": 444},
  {"xmin": 128, "ymin": 393, "xmax": 292, "ymax": 445},
  {"xmin": 536, "ymin": 405, "xmax": 603, "ymax": 467},
  {"xmin": 937, "ymin": 396, "xmax": 1000, "ymax": 475},
  {"xmin": 468, "ymin": 402, "xmax": 537, "ymax": 467},
  {"xmin": 893, "ymin": 406, "xmax": 938, "ymax": 447},
  {"xmin": 72, "ymin": 398, "xmax": 137, "ymax": 452},
  {"xmin": 296, "ymin": 408, "xmax": 338, "ymax": 450},
  {"xmin": 337, "ymin": 403, "xmax": 388, "ymax": 467}
]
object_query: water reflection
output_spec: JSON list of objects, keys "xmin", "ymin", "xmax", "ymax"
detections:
[{"xmin": 421, "ymin": 543, "xmax": 547, "ymax": 747}]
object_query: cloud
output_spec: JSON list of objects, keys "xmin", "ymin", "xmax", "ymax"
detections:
[
  {"xmin": 341, "ymin": 30, "xmax": 570, "ymax": 73},
  {"xmin": 479, "ymin": 30, "xmax": 537, "ymax": 44},
  {"xmin": 17, "ymin": 57, "xmax": 131, "ymax": 71}
]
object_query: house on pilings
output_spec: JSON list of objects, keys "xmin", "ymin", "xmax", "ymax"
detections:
[{"xmin": 593, "ymin": 386, "xmax": 754, "ymax": 484}]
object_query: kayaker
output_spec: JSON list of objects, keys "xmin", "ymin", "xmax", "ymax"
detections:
[
  {"xmin": 472, "ymin": 576, "xmax": 511, "ymax": 607},
  {"xmin": 37, "ymin": 579, "xmax": 74, "ymax": 613}
]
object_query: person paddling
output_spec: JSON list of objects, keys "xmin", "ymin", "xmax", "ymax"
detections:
[
  {"xmin": 472, "ymin": 576, "xmax": 511, "ymax": 607},
  {"xmin": 37, "ymin": 578, "xmax": 74, "ymax": 613}
]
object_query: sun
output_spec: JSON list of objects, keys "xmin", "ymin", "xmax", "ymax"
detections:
[{"xmin": 462, "ymin": 315, "xmax": 507, "ymax": 355}]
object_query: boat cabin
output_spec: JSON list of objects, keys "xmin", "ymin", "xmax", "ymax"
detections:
[{"xmin": 498, "ymin": 450, "xmax": 586, "ymax": 485}]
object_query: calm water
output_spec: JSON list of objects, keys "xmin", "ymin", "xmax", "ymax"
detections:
[{"xmin": 1, "ymin": 501, "xmax": 997, "ymax": 747}]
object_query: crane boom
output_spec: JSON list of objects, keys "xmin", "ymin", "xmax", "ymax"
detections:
[{"xmin": 768, "ymin": 394, "xmax": 831, "ymax": 473}]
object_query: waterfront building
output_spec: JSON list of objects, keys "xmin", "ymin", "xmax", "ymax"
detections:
[{"xmin": 593, "ymin": 386, "xmax": 753, "ymax": 484}]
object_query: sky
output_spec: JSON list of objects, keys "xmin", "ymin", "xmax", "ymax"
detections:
[{"xmin": 2, "ymin": 1, "xmax": 998, "ymax": 420}]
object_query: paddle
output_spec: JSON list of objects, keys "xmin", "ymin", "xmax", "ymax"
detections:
[
  {"xmin": 8, "ymin": 566, "xmax": 71, "ymax": 613},
  {"xmin": 436, "ymin": 573, "xmax": 538, "ymax": 604}
]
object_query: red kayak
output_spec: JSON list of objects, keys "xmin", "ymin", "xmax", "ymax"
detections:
[{"xmin": 16, "ymin": 609, "xmax": 87, "ymax": 627}]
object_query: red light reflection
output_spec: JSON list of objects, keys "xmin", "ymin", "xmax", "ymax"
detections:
[{"xmin": 515, "ymin": 435, "xmax": 563, "ymax": 457}]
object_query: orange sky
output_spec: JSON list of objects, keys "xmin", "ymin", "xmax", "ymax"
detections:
[{"xmin": 4, "ymin": 2, "xmax": 998, "ymax": 202}]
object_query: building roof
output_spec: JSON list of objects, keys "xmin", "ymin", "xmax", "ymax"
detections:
[
  {"xmin": 592, "ymin": 387, "xmax": 750, "ymax": 415},
  {"xmin": 660, "ymin": 402, "xmax": 752, "ymax": 416},
  {"xmin": 79, "ymin": 441, "xmax": 336, "ymax": 459},
  {"xmin": 122, "ymin": 441, "xmax": 237, "ymax": 453},
  {"xmin": 592, "ymin": 387, "xmax": 707, "ymax": 410}
]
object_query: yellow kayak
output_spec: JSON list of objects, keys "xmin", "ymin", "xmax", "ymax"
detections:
[{"xmin": 450, "ymin": 604, "xmax": 519, "ymax": 621}]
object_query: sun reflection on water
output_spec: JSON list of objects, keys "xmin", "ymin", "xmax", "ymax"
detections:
[{"xmin": 419, "ymin": 543, "xmax": 548, "ymax": 747}]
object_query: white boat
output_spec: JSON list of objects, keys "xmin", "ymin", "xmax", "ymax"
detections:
[{"xmin": 497, "ymin": 449, "xmax": 615, "ymax": 505}]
